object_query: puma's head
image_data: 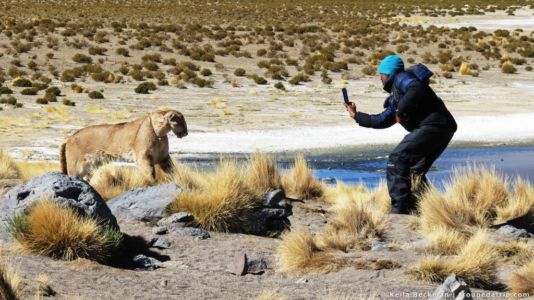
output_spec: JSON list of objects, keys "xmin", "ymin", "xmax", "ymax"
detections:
[{"xmin": 150, "ymin": 110, "xmax": 188, "ymax": 138}]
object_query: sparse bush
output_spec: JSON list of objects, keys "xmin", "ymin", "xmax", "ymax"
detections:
[
  {"xmin": 282, "ymin": 156, "xmax": 323, "ymax": 200},
  {"xmin": 274, "ymin": 82, "xmax": 286, "ymax": 91},
  {"xmin": 88, "ymin": 46, "xmax": 107, "ymax": 56},
  {"xmin": 72, "ymin": 53, "xmax": 93, "ymax": 64},
  {"xmin": 200, "ymin": 68, "xmax": 212, "ymax": 76},
  {"xmin": 134, "ymin": 82, "xmax": 157, "ymax": 94},
  {"xmin": 88, "ymin": 91, "xmax": 104, "ymax": 99},
  {"xmin": 62, "ymin": 99, "xmax": 75, "ymax": 106},
  {"xmin": 251, "ymin": 74, "xmax": 267, "ymax": 85},
  {"xmin": 45, "ymin": 87, "xmax": 61, "ymax": 96},
  {"xmin": 234, "ymin": 68, "xmax": 246, "ymax": 76},
  {"xmin": 288, "ymin": 73, "xmax": 309, "ymax": 85},
  {"xmin": 0, "ymin": 149, "xmax": 20, "ymax": 179},
  {"xmin": 21, "ymin": 87, "xmax": 39, "ymax": 95},
  {"xmin": 116, "ymin": 47, "xmax": 129, "ymax": 57},
  {"xmin": 36, "ymin": 98, "xmax": 48, "ymax": 105},
  {"xmin": 361, "ymin": 65, "xmax": 376, "ymax": 76},
  {"xmin": 12, "ymin": 77, "xmax": 32, "ymax": 87},
  {"xmin": 0, "ymin": 86, "xmax": 13, "ymax": 95},
  {"xmin": 502, "ymin": 61, "xmax": 517, "ymax": 74},
  {"xmin": 44, "ymin": 93, "xmax": 57, "ymax": 102}
]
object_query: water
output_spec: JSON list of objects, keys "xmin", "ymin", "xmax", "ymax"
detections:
[
  {"xmin": 309, "ymin": 145, "xmax": 534, "ymax": 189},
  {"xmin": 181, "ymin": 145, "xmax": 534, "ymax": 189}
]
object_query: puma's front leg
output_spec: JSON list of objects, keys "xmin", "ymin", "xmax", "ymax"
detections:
[
  {"xmin": 137, "ymin": 155, "xmax": 156, "ymax": 182},
  {"xmin": 156, "ymin": 155, "xmax": 174, "ymax": 174}
]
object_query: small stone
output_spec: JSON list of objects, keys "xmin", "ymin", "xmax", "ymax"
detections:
[
  {"xmin": 228, "ymin": 252, "xmax": 247, "ymax": 276},
  {"xmin": 132, "ymin": 254, "xmax": 161, "ymax": 271},
  {"xmin": 152, "ymin": 226, "xmax": 168, "ymax": 235},
  {"xmin": 321, "ymin": 177, "xmax": 336, "ymax": 184},
  {"xmin": 170, "ymin": 227, "xmax": 210, "ymax": 240},
  {"xmin": 370, "ymin": 270, "xmax": 385, "ymax": 279},
  {"xmin": 151, "ymin": 238, "xmax": 172, "ymax": 249},
  {"xmin": 246, "ymin": 257, "xmax": 268, "ymax": 275},
  {"xmin": 157, "ymin": 212, "xmax": 194, "ymax": 227},
  {"xmin": 429, "ymin": 274, "xmax": 472, "ymax": 300},
  {"xmin": 262, "ymin": 189, "xmax": 285, "ymax": 207},
  {"xmin": 295, "ymin": 278, "xmax": 309, "ymax": 284},
  {"xmin": 371, "ymin": 240, "xmax": 389, "ymax": 251},
  {"xmin": 160, "ymin": 280, "xmax": 168, "ymax": 287},
  {"xmin": 496, "ymin": 225, "xmax": 530, "ymax": 240}
]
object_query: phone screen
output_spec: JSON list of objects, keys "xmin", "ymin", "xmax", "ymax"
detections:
[{"xmin": 342, "ymin": 88, "xmax": 349, "ymax": 103}]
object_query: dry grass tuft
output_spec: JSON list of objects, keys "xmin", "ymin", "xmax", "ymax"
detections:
[
  {"xmin": 495, "ymin": 178, "xmax": 534, "ymax": 224},
  {"xmin": 15, "ymin": 161, "xmax": 59, "ymax": 181},
  {"xmin": 418, "ymin": 166, "xmax": 512, "ymax": 237},
  {"xmin": 282, "ymin": 156, "xmax": 324, "ymax": 200},
  {"xmin": 165, "ymin": 160, "xmax": 206, "ymax": 191},
  {"xmin": 408, "ymin": 230, "xmax": 498, "ymax": 289},
  {"xmin": 424, "ymin": 226, "xmax": 468, "ymax": 255},
  {"xmin": 496, "ymin": 241, "xmax": 534, "ymax": 266},
  {"xmin": 0, "ymin": 252, "xmax": 21, "ymax": 300},
  {"xmin": 256, "ymin": 290, "xmax": 286, "ymax": 300},
  {"xmin": 317, "ymin": 182, "xmax": 389, "ymax": 251},
  {"xmin": 7, "ymin": 200, "xmax": 122, "ymax": 261},
  {"xmin": 89, "ymin": 163, "xmax": 154, "ymax": 201},
  {"xmin": 169, "ymin": 160, "xmax": 259, "ymax": 232},
  {"xmin": 0, "ymin": 149, "xmax": 20, "ymax": 179},
  {"xmin": 245, "ymin": 152, "xmax": 282, "ymax": 196},
  {"xmin": 507, "ymin": 259, "xmax": 534, "ymax": 293},
  {"xmin": 276, "ymin": 228, "xmax": 347, "ymax": 275}
]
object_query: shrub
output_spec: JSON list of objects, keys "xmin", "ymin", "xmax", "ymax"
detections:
[
  {"xmin": 44, "ymin": 93, "xmax": 57, "ymax": 102},
  {"xmin": 288, "ymin": 73, "xmax": 309, "ymax": 85},
  {"xmin": 274, "ymin": 82, "xmax": 286, "ymax": 91},
  {"xmin": 12, "ymin": 77, "xmax": 32, "ymax": 87},
  {"xmin": 88, "ymin": 46, "xmax": 107, "ymax": 56},
  {"xmin": 21, "ymin": 87, "xmax": 39, "ymax": 95},
  {"xmin": 72, "ymin": 53, "xmax": 92, "ymax": 64},
  {"xmin": 251, "ymin": 74, "xmax": 267, "ymax": 85},
  {"xmin": 45, "ymin": 86, "xmax": 61, "ymax": 96},
  {"xmin": 130, "ymin": 70, "xmax": 145, "ymax": 81},
  {"xmin": 116, "ymin": 47, "xmax": 129, "ymax": 57},
  {"xmin": 62, "ymin": 99, "xmax": 75, "ymax": 106},
  {"xmin": 361, "ymin": 65, "xmax": 376, "ymax": 76},
  {"xmin": 134, "ymin": 82, "xmax": 157, "ymax": 94},
  {"xmin": 0, "ymin": 86, "xmax": 13, "ymax": 95},
  {"xmin": 90, "ymin": 164, "xmax": 153, "ymax": 201},
  {"xmin": 256, "ymin": 49, "xmax": 267, "ymax": 56},
  {"xmin": 36, "ymin": 98, "xmax": 48, "ymax": 105},
  {"xmin": 234, "ymin": 68, "xmax": 246, "ymax": 76},
  {"xmin": 200, "ymin": 68, "xmax": 212, "ymax": 76},
  {"xmin": 502, "ymin": 61, "xmax": 517, "ymax": 74},
  {"xmin": 88, "ymin": 91, "xmax": 104, "ymax": 99},
  {"xmin": 142, "ymin": 61, "xmax": 159, "ymax": 71},
  {"xmin": 282, "ymin": 156, "xmax": 323, "ymax": 200},
  {"xmin": 60, "ymin": 71, "xmax": 76, "ymax": 82},
  {"xmin": 7, "ymin": 200, "xmax": 122, "ymax": 261}
]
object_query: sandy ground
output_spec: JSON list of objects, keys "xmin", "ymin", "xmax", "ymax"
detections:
[{"xmin": 1, "ymin": 201, "xmax": 523, "ymax": 300}]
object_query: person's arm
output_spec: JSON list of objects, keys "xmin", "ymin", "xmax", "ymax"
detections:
[
  {"xmin": 396, "ymin": 80, "xmax": 425, "ymax": 121},
  {"xmin": 355, "ymin": 107, "xmax": 396, "ymax": 129}
]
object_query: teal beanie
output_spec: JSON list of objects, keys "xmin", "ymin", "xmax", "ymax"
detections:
[{"xmin": 378, "ymin": 55, "xmax": 404, "ymax": 75}]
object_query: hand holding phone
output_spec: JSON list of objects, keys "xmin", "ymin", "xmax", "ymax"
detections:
[{"xmin": 342, "ymin": 88, "xmax": 350, "ymax": 104}]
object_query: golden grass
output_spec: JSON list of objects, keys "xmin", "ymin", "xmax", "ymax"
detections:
[
  {"xmin": 0, "ymin": 251, "xmax": 21, "ymax": 300},
  {"xmin": 245, "ymin": 152, "xmax": 282, "ymax": 196},
  {"xmin": 424, "ymin": 226, "xmax": 468, "ymax": 255},
  {"xmin": 7, "ymin": 200, "xmax": 122, "ymax": 261},
  {"xmin": 495, "ymin": 178, "xmax": 534, "ymax": 224},
  {"xmin": 276, "ymin": 229, "xmax": 346, "ymax": 275},
  {"xmin": 165, "ymin": 160, "xmax": 206, "ymax": 191},
  {"xmin": 89, "ymin": 163, "xmax": 154, "ymax": 201},
  {"xmin": 408, "ymin": 230, "xmax": 498, "ymax": 289},
  {"xmin": 282, "ymin": 155, "xmax": 324, "ymax": 200},
  {"xmin": 496, "ymin": 241, "xmax": 534, "ymax": 266},
  {"xmin": 507, "ymin": 259, "xmax": 534, "ymax": 293},
  {"xmin": 0, "ymin": 149, "xmax": 20, "ymax": 179},
  {"xmin": 256, "ymin": 290, "xmax": 286, "ymax": 300},
  {"xmin": 14, "ymin": 161, "xmax": 59, "ymax": 182},
  {"xmin": 169, "ymin": 160, "xmax": 260, "ymax": 232}
]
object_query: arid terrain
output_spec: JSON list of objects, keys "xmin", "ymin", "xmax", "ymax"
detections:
[{"xmin": 0, "ymin": 1, "xmax": 534, "ymax": 299}]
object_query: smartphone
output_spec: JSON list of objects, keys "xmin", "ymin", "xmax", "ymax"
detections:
[{"xmin": 342, "ymin": 88, "xmax": 350, "ymax": 104}]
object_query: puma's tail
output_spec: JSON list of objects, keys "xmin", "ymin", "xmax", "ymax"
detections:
[{"xmin": 59, "ymin": 142, "xmax": 67, "ymax": 174}]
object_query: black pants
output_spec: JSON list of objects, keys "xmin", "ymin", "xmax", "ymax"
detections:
[{"xmin": 387, "ymin": 125, "xmax": 455, "ymax": 214}]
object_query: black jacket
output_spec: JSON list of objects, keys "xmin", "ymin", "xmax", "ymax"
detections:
[{"xmin": 355, "ymin": 71, "xmax": 457, "ymax": 132}]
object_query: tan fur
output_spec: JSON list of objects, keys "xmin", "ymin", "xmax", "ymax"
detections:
[{"xmin": 60, "ymin": 109, "xmax": 187, "ymax": 179}]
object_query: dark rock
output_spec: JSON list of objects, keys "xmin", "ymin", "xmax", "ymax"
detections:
[
  {"xmin": 496, "ymin": 225, "xmax": 530, "ymax": 240},
  {"xmin": 170, "ymin": 227, "xmax": 210, "ymax": 240},
  {"xmin": 321, "ymin": 177, "xmax": 337, "ymax": 184},
  {"xmin": 429, "ymin": 274, "xmax": 472, "ymax": 300},
  {"xmin": 371, "ymin": 240, "xmax": 389, "ymax": 251},
  {"xmin": 243, "ymin": 206, "xmax": 292, "ymax": 236},
  {"xmin": 228, "ymin": 252, "xmax": 247, "ymax": 276},
  {"xmin": 150, "ymin": 238, "xmax": 171, "ymax": 249},
  {"xmin": 261, "ymin": 189, "xmax": 285, "ymax": 207},
  {"xmin": 107, "ymin": 183, "xmax": 181, "ymax": 222},
  {"xmin": 246, "ymin": 257, "xmax": 268, "ymax": 275},
  {"xmin": 152, "ymin": 226, "xmax": 168, "ymax": 235},
  {"xmin": 157, "ymin": 211, "xmax": 194, "ymax": 227},
  {"xmin": 0, "ymin": 172, "xmax": 118, "ymax": 240},
  {"xmin": 132, "ymin": 254, "xmax": 161, "ymax": 271}
]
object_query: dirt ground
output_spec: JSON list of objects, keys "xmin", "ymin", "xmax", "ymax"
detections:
[{"xmin": 0, "ymin": 200, "xmax": 522, "ymax": 300}]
